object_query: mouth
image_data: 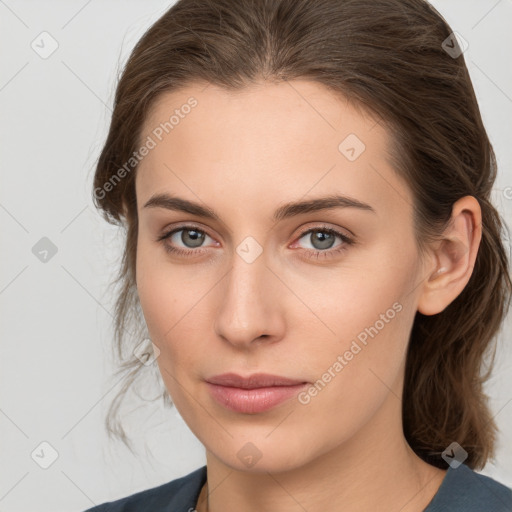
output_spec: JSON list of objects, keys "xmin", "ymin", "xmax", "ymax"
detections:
[{"xmin": 205, "ymin": 373, "xmax": 309, "ymax": 414}]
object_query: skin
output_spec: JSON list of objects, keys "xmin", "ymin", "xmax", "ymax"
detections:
[{"xmin": 134, "ymin": 80, "xmax": 482, "ymax": 512}]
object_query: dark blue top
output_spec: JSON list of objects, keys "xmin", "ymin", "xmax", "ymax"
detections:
[{"xmin": 83, "ymin": 463, "xmax": 512, "ymax": 511}]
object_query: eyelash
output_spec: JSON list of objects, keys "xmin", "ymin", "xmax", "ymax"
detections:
[{"xmin": 156, "ymin": 224, "xmax": 355, "ymax": 260}]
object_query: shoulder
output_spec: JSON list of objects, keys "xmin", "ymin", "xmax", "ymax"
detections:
[
  {"xmin": 426, "ymin": 463, "xmax": 512, "ymax": 512},
  {"xmin": 82, "ymin": 465, "xmax": 207, "ymax": 512}
]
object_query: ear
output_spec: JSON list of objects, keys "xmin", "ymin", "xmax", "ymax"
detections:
[{"xmin": 417, "ymin": 196, "xmax": 482, "ymax": 316}]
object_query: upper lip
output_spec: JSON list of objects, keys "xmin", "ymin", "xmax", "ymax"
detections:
[{"xmin": 206, "ymin": 373, "xmax": 307, "ymax": 389}]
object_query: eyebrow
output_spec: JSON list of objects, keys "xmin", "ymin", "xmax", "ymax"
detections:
[{"xmin": 143, "ymin": 193, "xmax": 376, "ymax": 222}]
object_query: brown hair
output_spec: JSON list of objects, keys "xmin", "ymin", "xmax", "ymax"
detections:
[{"xmin": 92, "ymin": 0, "xmax": 511, "ymax": 469}]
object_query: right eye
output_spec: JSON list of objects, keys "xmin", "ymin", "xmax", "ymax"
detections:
[{"xmin": 157, "ymin": 225, "xmax": 218, "ymax": 256}]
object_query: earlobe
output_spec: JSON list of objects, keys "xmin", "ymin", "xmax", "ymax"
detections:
[{"xmin": 417, "ymin": 196, "xmax": 482, "ymax": 316}]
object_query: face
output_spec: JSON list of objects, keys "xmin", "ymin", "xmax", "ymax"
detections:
[{"xmin": 135, "ymin": 80, "xmax": 429, "ymax": 473}]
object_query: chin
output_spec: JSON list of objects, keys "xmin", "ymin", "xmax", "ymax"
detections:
[{"xmin": 206, "ymin": 433, "xmax": 323, "ymax": 475}]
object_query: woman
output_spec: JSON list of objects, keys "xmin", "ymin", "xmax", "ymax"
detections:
[{"xmin": 85, "ymin": 0, "xmax": 512, "ymax": 510}]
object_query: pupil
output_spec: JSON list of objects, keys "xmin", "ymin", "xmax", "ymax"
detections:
[
  {"xmin": 312, "ymin": 231, "xmax": 334, "ymax": 250},
  {"xmin": 183, "ymin": 229, "xmax": 204, "ymax": 248}
]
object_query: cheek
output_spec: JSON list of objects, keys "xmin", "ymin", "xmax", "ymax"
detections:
[
  {"xmin": 137, "ymin": 234, "xmax": 193, "ymax": 323},
  {"xmin": 135, "ymin": 240, "xmax": 217, "ymax": 378},
  {"xmin": 292, "ymin": 241, "xmax": 414, "ymax": 339},
  {"xmin": 136, "ymin": 243, "xmax": 189, "ymax": 352},
  {"xmin": 136, "ymin": 255, "xmax": 200, "ymax": 410},
  {"xmin": 296, "ymin": 243, "xmax": 418, "ymax": 395}
]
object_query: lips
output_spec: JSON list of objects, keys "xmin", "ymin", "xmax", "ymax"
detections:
[
  {"xmin": 206, "ymin": 372, "xmax": 307, "ymax": 389},
  {"xmin": 205, "ymin": 373, "xmax": 309, "ymax": 414}
]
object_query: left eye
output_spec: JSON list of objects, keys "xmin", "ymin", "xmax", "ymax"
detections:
[
  {"xmin": 295, "ymin": 227, "xmax": 351, "ymax": 251},
  {"xmin": 292, "ymin": 227, "xmax": 354, "ymax": 258}
]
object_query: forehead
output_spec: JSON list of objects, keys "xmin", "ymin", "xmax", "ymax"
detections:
[
  {"xmin": 136, "ymin": 80, "xmax": 413, "ymax": 222},
  {"xmin": 141, "ymin": 80, "xmax": 379, "ymax": 148}
]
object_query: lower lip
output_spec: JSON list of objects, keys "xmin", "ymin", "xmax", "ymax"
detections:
[{"xmin": 206, "ymin": 382, "xmax": 308, "ymax": 414}]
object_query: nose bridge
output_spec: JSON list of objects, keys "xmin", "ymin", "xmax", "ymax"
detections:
[
  {"xmin": 214, "ymin": 240, "xmax": 282, "ymax": 346},
  {"xmin": 228, "ymin": 233, "xmax": 270, "ymax": 300}
]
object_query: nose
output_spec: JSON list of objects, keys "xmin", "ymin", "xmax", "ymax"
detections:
[{"xmin": 213, "ymin": 246, "xmax": 286, "ymax": 349}]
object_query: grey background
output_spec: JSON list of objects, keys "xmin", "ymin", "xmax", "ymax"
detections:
[{"xmin": 0, "ymin": 1, "xmax": 511, "ymax": 510}]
